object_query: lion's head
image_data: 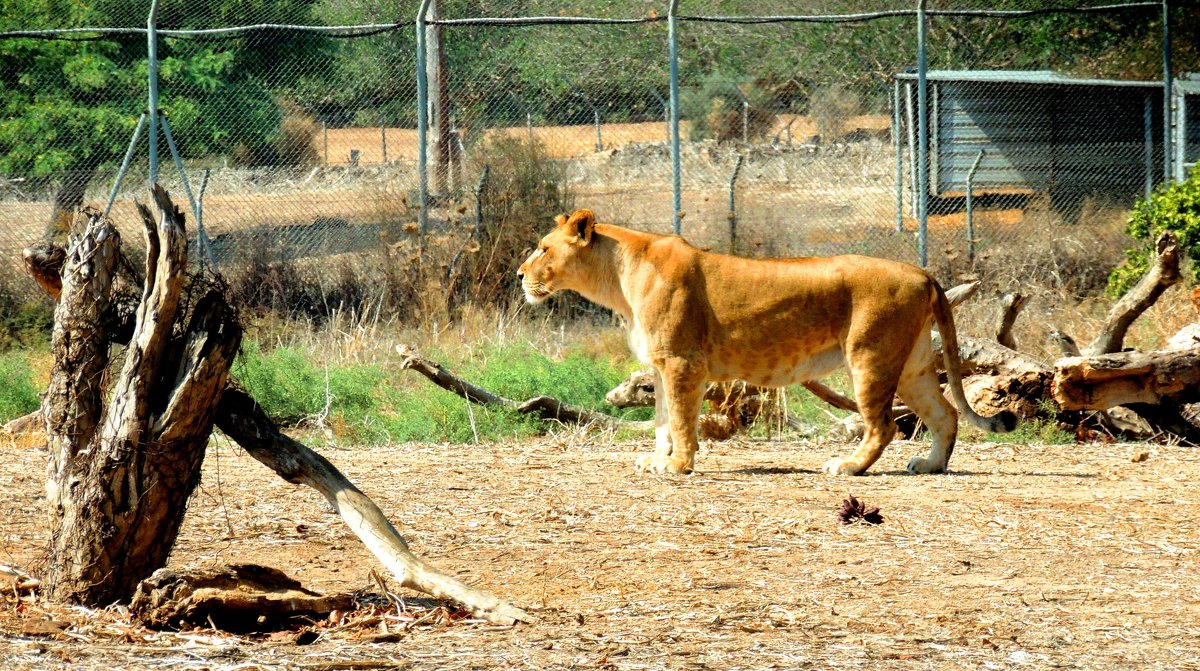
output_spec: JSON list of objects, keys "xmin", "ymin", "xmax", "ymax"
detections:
[{"xmin": 517, "ymin": 209, "xmax": 596, "ymax": 304}]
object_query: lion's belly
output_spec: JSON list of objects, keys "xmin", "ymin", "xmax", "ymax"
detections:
[{"xmin": 708, "ymin": 345, "xmax": 845, "ymax": 388}]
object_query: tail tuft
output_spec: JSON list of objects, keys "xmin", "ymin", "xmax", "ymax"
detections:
[{"xmin": 991, "ymin": 410, "xmax": 1019, "ymax": 434}]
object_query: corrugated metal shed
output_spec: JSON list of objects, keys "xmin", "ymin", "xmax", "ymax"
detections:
[
  {"xmin": 895, "ymin": 70, "xmax": 1164, "ymax": 200},
  {"xmin": 1175, "ymin": 76, "xmax": 1200, "ymax": 180}
]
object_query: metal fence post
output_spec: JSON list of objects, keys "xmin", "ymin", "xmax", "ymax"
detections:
[
  {"xmin": 1144, "ymin": 93, "xmax": 1155, "ymax": 197},
  {"xmin": 648, "ymin": 87, "xmax": 668, "ymax": 129},
  {"xmin": 966, "ymin": 150, "xmax": 984, "ymax": 265},
  {"xmin": 416, "ymin": 0, "xmax": 433, "ymax": 235},
  {"xmin": 102, "ymin": 113, "xmax": 148, "ymax": 219},
  {"xmin": 728, "ymin": 155, "xmax": 744, "ymax": 254},
  {"xmin": 147, "ymin": 0, "xmax": 160, "ymax": 186},
  {"xmin": 893, "ymin": 78, "xmax": 904, "ymax": 232},
  {"xmin": 916, "ymin": 0, "xmax": 929, "ymax": 268},
  {"xmin": 1163, "ymin": 0, "xmax": 1173, "ymax": 183},
  {"xmin": 668, "ymin": 0, "xmax": 682, "ymax": 235}
]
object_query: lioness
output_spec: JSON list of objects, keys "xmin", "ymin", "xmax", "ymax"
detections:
[{"xmin": 517, "ymin": 209, "xmax": 1017, "ymax": 475}]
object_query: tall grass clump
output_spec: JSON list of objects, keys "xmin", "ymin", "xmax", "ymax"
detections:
[{"xmin": 0, "ymin": 350, "xmax": 41, "ymax": 421}]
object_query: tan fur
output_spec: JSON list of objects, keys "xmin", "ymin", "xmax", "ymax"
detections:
[{"xmin": 518, "ymin": 210, "xmax": 1016, "ymax": 475}]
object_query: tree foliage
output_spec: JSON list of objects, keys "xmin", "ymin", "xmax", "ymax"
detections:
[
  {"xmin": 0, "ymin": 0, "xmax": 330, "ymax": 186},
  {"xmin": 1108, "ymin": 166, "xmax": 1200, "ymax": 296}
]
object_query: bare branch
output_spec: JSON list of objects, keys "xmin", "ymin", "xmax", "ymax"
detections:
[{"xmin": 1086, "ymin": 232, "xmax": 1182, "ymax": 356}]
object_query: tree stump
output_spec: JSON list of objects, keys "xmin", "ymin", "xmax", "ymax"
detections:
[{"xmin": 43, "ymin": 185, "xmax": 242, "ymax": 604}]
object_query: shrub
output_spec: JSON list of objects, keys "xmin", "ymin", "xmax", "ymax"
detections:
[
  {"xmin": 684, "ymin": 74, "xmax": 776, "ymax": 143},
  {"xmin": 454, "ymin": 136, "xmax": 574, "ymax": 309},
  {"xmin": 1108, "ymin": 166, "xmax": 1200, "ymax": 296},
  {"xmin": 275, "ymin": 99, "xmax": 320, "ymax": 166},
  {"xmin": 234, "ymin": 341, "xmax": 328, "ymax": 423},
  {"xmin": 808, "ymin": 83, "xmax": 862, "ymax": 143}
]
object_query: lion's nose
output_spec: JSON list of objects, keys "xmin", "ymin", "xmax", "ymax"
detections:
[{"xmin": 516, "ymin": 270, "xmax": 525, "ymax": 281}]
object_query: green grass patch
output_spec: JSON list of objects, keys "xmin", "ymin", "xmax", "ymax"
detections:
[
  {"xmin": 985, "ymin": 419, "xmax": 1076, "ymax": 446},
  {"xmin": 234, "ymin": 338, "xmax": 650, "ymax": 445},
  {"xmin": 0, "ymin": 350, "xmax": 42, "ymax": 422}
]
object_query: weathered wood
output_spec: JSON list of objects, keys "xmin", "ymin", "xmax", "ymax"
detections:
[
  {"xmin": 1168, "ymin": 323, "xmax": 1200, "ymax": 351},
  {"xmin": 44, "ymin": 186, "xmax": 242, "ymax": 604},
  {"xmin": 130, "ymin": 564, "xmax": 354, "ymax": 631},
  {"xmin": 1052, "ymin": 346, "xmax": 1200, "ymax": 411},
  {"xmin": 215, "ymin": 387, "xmax": 532, "ymax": 625},
  {"xmin": 995, "ymin": 292, "xmax": 1026, "ymax": 350},
  {"xmin": 1086, "ymin": 232, "xmax": 1182, "ymax": 356},
  {"xmin": 962, "ymin": 371, "xmax": 1051, "ymax": 420},
  {"xmin": 933, "ymin": 333, "xmax": 1052, "ymax": 378},
  {"xmin": 944, "ymin": 280, "xmax": 981, "ymax": 309},
  {"xmin": 397, "ymin": 345, "xmax": 623, "ymax": 428}
]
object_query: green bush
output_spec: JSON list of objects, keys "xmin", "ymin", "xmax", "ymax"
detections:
[
  {"xmin": 0, "ymin": 351, "xmax": 41, "ymax": 422},
  {"xmin": 1108, "ymin": 166, "xmax": 1200, "ymax": 296}
]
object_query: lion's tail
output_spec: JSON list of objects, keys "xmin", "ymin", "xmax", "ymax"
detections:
[{"xmin": 931, "ymin": 283, "xmax": 1019, "ymax": 434}]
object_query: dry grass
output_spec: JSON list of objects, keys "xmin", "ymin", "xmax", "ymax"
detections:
[{"xmin": 2, "ymin": 433, "xmax": 1200, "ymax": 669}]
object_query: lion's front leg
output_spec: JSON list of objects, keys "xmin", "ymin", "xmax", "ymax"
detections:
[{"xmin": 636, "ymin": 358, "xmax": 705, "ymax": 475}]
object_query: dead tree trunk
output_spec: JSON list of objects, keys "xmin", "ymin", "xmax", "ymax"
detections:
[
  {"xmin": 1086, "ymin": 232, "xmax": 1182, "ymax": 356},
  {"xmin": 25, "ymin": 196, "xmax": 530, "ymax": 623},
  {"xmin": 44, "ymin": 186, "xmax": 242, "ymax": 604}
]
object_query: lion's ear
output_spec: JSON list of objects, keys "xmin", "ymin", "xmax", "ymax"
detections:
[
  {"xmin": 565, "ymin": 209, "xmax": 595, "ymax": 245},
  {"xmin": 554, "ymin": 213, "xmax": 568, "ymax": 227}
]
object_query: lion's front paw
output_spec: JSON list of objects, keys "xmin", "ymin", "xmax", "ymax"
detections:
[
  {"xmin": 906, "ymin": 456, "xmax": 947, "ymax": 474},
  {"xmin": 822, "ymin": 457, "xmax": 864, "ymax": 476},
  {"xmin": 635, "ymin": 453, "xmax": 693, "ymax": 475}
]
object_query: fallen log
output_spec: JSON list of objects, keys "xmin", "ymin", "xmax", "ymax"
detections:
[
  {"xmin": 130, "ymin": 564, "xmax": 355, "ymax": 631},
  {"xmin": 933, "ymin": 333, "xmax": 1052, "ymax": 378},
  {"xmin": 216, "ymin": 387, "xmax": 532, "ymax": 625},
  {"xmin": 396, "ymin": 344, "xmax": 624, "ymax": 428},
  {"xmin": 1052, "ymin": 346, "xmax": 1200, "ymax": 410}
]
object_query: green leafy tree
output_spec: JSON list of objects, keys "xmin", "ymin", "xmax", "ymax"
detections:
[
  {"xmin": 1108, "ymin": 166, "xmax": 1200, "ymax": 296},
  {"xmin": 0, "ymin": 0, "xmax": 330, "ymax": 239}
]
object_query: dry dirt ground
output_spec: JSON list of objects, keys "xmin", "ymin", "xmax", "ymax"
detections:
[{"xmin": 1, "ymin": 434, "xmax": 1199, "ymax": 670}]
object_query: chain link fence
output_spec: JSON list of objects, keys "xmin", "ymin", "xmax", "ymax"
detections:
[{"xmin": 1, "ymin": 1, "xmax": 1195, "ymax": 319}]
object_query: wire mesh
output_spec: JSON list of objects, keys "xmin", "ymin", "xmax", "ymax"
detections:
[{"xmin": 0, "ymin": 1, "xmax": 1194, "ymax": 315}]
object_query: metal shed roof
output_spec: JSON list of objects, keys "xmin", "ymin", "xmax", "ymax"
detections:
[{"xmin": 894, "ymin": 69, "xmax": 1160, "ymax": 89}]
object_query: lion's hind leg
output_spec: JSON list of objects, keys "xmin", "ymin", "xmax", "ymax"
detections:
[{"xmin": 897, "ymin": 350, "xmax": 958, "ymax": 474}]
